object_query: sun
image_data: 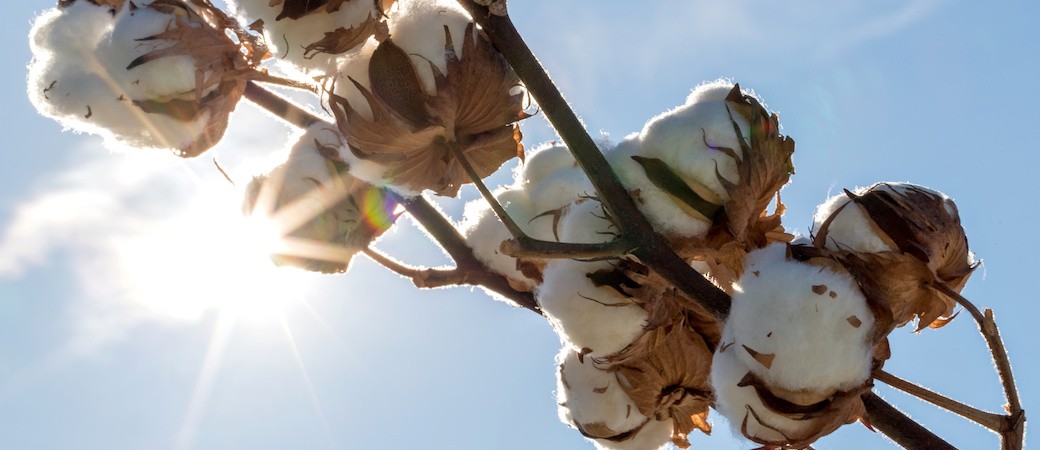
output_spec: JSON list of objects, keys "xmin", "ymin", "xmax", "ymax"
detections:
[{"xmin": 115, "ymin": 189, "xmax": 316, "ymax": 323}]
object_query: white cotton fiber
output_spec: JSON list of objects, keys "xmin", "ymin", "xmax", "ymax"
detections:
[
  {"xmin": 460, "ymin": 189, "xmax": 535, "ymax": 288},
  {"xmin": 27, "ymin": 2, "xmax": 218, "ymax": 152},
  {"xmin": 711, "ymin": 344, "xmax": 810, "ymax": 444},
  {"xmin": 538, "ymin": 201, "xmax": 646, "ymax": 355},
  {"xmin": 227, "ymin": 0, "xmax": 378, "ymax": 75},
  {"xmin": 97, "ymin": 5, "xmax": 198, "ymax": 99},
  {"xmin": 812, "ymin": 182, "xmax": 957, "ymax": 253},
  {"xmin": 556, "ymin": 348, "xmax": 648, "ymax": 437},
  {"xmin": 724, "ymin": 243, "xmax": 874, "ymax": 393},
  {"xmin": 386, "ymin": 0, "xmax": 472, "ymax": 94},
  {"xmin": 520, "ymin": 144, "xmax": 579, "ymax": 188},
  {"xmin": 606, "ymin": 138, "xmax": 713, "ymax": 237}
]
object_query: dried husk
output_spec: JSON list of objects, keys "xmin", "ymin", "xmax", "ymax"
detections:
[
  {"xmin": 329, "ymin": 22, "xmax": 529, "ymax": 196},
  {"xmin": 662, "ymin": 85, "xmax": 795, "ymax": 290},
  {"xmin": 269, "ymin": 0, "xmax": 395, "ymax": 20},
  {"xmin": 805, "ymin": 183, "xmax": 976, "ymax": 329},
  {"xmin": 734, "ymin": 369, "xmax": 870, "ymax": 449},
  {"xmin": 598, "ymin": 320, "xmax": 714, "ymax": 448},
  {"xmin": 123, "ymin": 0, "xmax": 269, "ymax": 157},
  {"xmin": 244, "ymin": 158, "xmax": 397, "ymax": 273}
]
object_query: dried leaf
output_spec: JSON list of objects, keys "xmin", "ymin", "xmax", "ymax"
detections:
[
  {"xmin": 602, "ymin": 321, "xmax": 714, "ymax": 448},
  {"xmin": 274, "ymin": 0, "xmax": 351, "ymax": 20},
  {"xmin": 631, "ymin": 156, "xmax": 722, "ymax": 221},
  {"xmin": 303, "ymin": 14, "xmax": 381, "ymax": 58},
  {"xmin": 742, "ymin": 345, "xmax": 776, "ymax": 369},
  {"xmin": 811, "ymin": 284, "xmax": 827, "ymax": 295}
]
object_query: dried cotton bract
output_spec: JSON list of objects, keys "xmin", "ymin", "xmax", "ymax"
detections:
[
  {"xmin": 28, "ymin": 0, "xmax": 253, "ymax": 156},
  {"xmin": 808, "ymin": 182, "xmax": 976, "ymax": 330},
  {"xmin": 243, "ymin": 124, "xmax": 396, "ymax": 273},
  {"xmin": 329, "ymin": 0, "xmax": 529, "ymax": 197},
  {"xmin": 227, "ymin": 0, "xmax": 389, "ymax": 75}
]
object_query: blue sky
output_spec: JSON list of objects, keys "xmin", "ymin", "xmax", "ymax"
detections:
[{"xmin": 1, "ymin": 1, "xmax": 1037, "ymax": 449}]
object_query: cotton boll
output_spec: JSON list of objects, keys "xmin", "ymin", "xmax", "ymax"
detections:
[
  {"xmin": 538, "ymin": 201, "xmax": 647, "ymax": 355},
  {"xmin": 725, "ymin": 243, "xmax": 874, "ymax": 393},
  {"xmin": 711, "ymin": 345, "xmax": 811, "ymax": 445},
  {"xmin": 606, "ymin": 138, "xmax": 713, "ymax": 237},
  {"xmin": 527, "ymin": 167, "xmax": 594, "ymax": 225},
  {"xmin": 387, "ymin": 0, "xmax": 472, "ymax": 94},
  {"xmin": 590, "ymin": 418, "xmax": 673, "ymax": 450},
  {"xmin": 97, "ymin": 5, "xmax": 198, "ymax": 99},
  {"xmin": 556, "ymin": 348, "xmax": 650, "ymax": 441},
  {"xmin": 519, "ymin": 144, "xmax": 578, "ymax": 188},
  {"xmin": 460, "ymin": 189, "xmax": 536, "ymax": 288},
  {"xmin": 812, "ymin": 189, "xmax": 894, "ymax": 253},
  {"xmin": 636, "ymin": 80, "xmax": 751, "ymax": 201},
  {"xmin": 227, "ymin": 0, "xmax": 381, "ymax": 75}
]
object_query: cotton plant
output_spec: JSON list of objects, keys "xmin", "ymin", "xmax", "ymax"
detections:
[{"xmin": 25, "ymin": 0, "xmax": 1023, "ymax": 449}]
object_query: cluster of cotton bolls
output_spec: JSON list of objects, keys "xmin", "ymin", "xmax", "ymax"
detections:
[
  {"xmin": 243, "ymin": 123, "xmax": 397, "ymax": 273},
  {"xmin": 28, "ymin": 0, "xmax": 254, "ymax": 156}
]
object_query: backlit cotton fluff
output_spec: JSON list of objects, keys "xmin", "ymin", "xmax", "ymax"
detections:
[
  {"xmin": 460, "ymin": 188, "xmax": 539, "ymax": 292},
  {"xmin": 712, "ymin": 243, "xmax": 873, "ymax": 447},
  {"xmin": 243, "ymin": 123, "xmax": 396, "ymax": 273},
  {"xmin": 556, "ymin": 348, "xmax": 673, "ymax": 450},
  {"xmin": 227, "ymin": 0, "xmax": 386, "ymax": 75},
  {"xmin": 327, "ymin": 0, "xmax": 529, "ymax": 197},
  {"xmin": 28, "ymin": 0, "xmax": 249, "ymax": 156},
  {"xmin": 538, "ymin": 200, "xmax": 647, "ymax": 356}
]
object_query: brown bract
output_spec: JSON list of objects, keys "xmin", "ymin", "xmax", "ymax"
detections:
[
  {"xmin": 736, "ymin": 371, "xmax": 869, "ymax": 449},
  {"xmin": 59, "ymin": 0, "xmax": 125, "ymax": 10},
  {"xmin": 329, "ymin": 22, "xmax": 529, "ymax": 196},
  {"xmin": 126, "ymin": 0, "xmax": 270, "ymax": 157},
  {"xmin": 599, "ymin": 320, "xmax": 714, "ymax": 448},
  {"xmin": 806, "ymin": 184, "xmax": 976, "ymax": 330},
  {"xmin": 303, "ymin": 15, "xmax": 385, "ymax": 58},
  {"xmin": 271, "ymin": 0, "xmax": 396, "ymax": 20},
  {"xmin": 666, "ymin": 85, "xmax": 795, "ymax": 290}
]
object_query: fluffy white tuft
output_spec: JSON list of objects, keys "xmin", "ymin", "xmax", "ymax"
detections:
[
  {"xmin": 227, "ymin": 0, "xmax": 378, "ymax": 75},
  {"xmin": 724, "ymin": 243, "xmax": 874, "ymax": 393},
  {"xmin": 460, "ymin": 188, "xmax": 535, "ymax": 289},
  {"xmin": 387, "ymin": 0, "xmax": 472, "ymax": 94},
  {"xmin": 27, "ymin": 2, "xmax": 212, "ymax": 152},
  {"xmin": 556, "ymin": 349, "xmax": 648, "ymax": 436},
  {"xmin": 711, "ymin": 344, "xmax": 811, "ymax": 444},
  {"xmin": 538, "ymin": 201, "xmax": 647, "ymax": 355}
]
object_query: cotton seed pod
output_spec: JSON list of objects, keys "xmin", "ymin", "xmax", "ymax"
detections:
[
  {"xmin": 243, "ymin": 124, "xmax": 397, "ymax": 273},
  {"xmin": 538, "ymin": 200, "xmax": 647, "ymax": 356},
  {"xmin": 807, "ymin": 182, "xmax": 976, "ymax": 330},
  {"xmin": 227, "ymin": 0, "xmax": 389, "ymax": 75},
  {"xmin": 724, "ymin": 244, "xmax": 877, "ymax": 396},
  {"xmin": 711, "ymin": 346, "xmax": 869, "ymax": 449},
  {"xmin": 28, "ymin": 0, "xmax": 255, "ymax": 156},
  {"xmin": 598, "ymin": 320, "xmax": 714, "ymax": 449},
  {"xmin": 460, "ymin": 188, "xmax": 544, "ymax": 292},
  {"xmin": 328, "ymin": 4, "xmax": 529, "ymax": 197}
]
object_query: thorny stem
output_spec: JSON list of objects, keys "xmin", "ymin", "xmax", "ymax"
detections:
[
  {"xmin": 933, "ymin": 283, "xmax": 1026, "ymax": 450},
  {"xmin": 242, "ymin": 81, "xmax": 539, "ymax": 314},
  {"xmin": 875, "ymin": 370, "xmax": 1007, "ymax": 431},
  {"xmin": 862, "ymin": 392, "xmax": 957, "ymax": 450},
  {"xmin": 453, "ymin": 0, "xmax": 731, "ymax": 320}
]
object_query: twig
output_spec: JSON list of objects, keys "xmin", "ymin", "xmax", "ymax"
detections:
[
  {"xmin": 875, "ymin": 370, "xmax": 1006, "ymax": 431},
  {"xmin": 452, "ymin": 0, "xmax": 731, "ymax": 320},
  {"xmin": 243, "ymin": 81, "xmax": 323, "ymax": 129},
  {"xmin": 388, "ymin": 192, "xmax": 541, "ymax": 314},
  {"xmin": 862, "ymin": 392, "xmax": 957, "ymax": 450},
  {"xmin": 363, "ymin": 248, "xmax": 502, "ymax": 289},
  {"xmin": 933, "ymin": 283, "xmax": 1026, "ymax": 450}
]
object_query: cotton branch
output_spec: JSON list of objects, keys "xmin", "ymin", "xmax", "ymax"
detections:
[
  {"xmin": 451, "ymin": 0, "xmax": 730, "ymax": 320},
  {"xmin": 242, "ymin": 81, "xmax": 539, "ymax": 314}
]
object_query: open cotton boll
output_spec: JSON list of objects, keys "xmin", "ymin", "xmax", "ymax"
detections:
[
  {"xmin": 244, "ymin": 123, "xmax": 397, "ymax": 273},
  {"xmin": 519, "ymin": 144, "xmax": 579, "ymax": 188},
  {"xmin": 386, "ymin": 0, "xmax": 472, "ymax": 94},
  {"xmin": 726, "ymin": 243, "xmax": 874, "ymax": 394},
  {"xmin": 528, "ymin": 167, "xmax": 594, "ymax": 224},
  {"xmin": 711, "ymin": 345, "xmax": 815, "ymax": 445},
  {"xmin": 556, "ymin": 348, "xmax": 650, "ymax": 442},
  {"xmin": 812, "ymin": 189, "xmax": 895, "ymax": 253},
  {"xmin": 96, "ymin": 5, "xmax": 198, "ymax": 99},
  {"xmin": 605, "ymin": 138, "xmax": 713, "ymax": 237},
  {"xmin": 538, "ymin": 201, "xmax": 647, "ymax": 355},
  {"xmin": 636, "ymin": 80, "xmax": 751, "ymax": 201},
  {"xmin": 461, "ymin": 189, "xmax": 537, "ymax": 289},
  {"xmin": 227, "ymin": 0, "xmax": 382, "ymax": 75}
]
